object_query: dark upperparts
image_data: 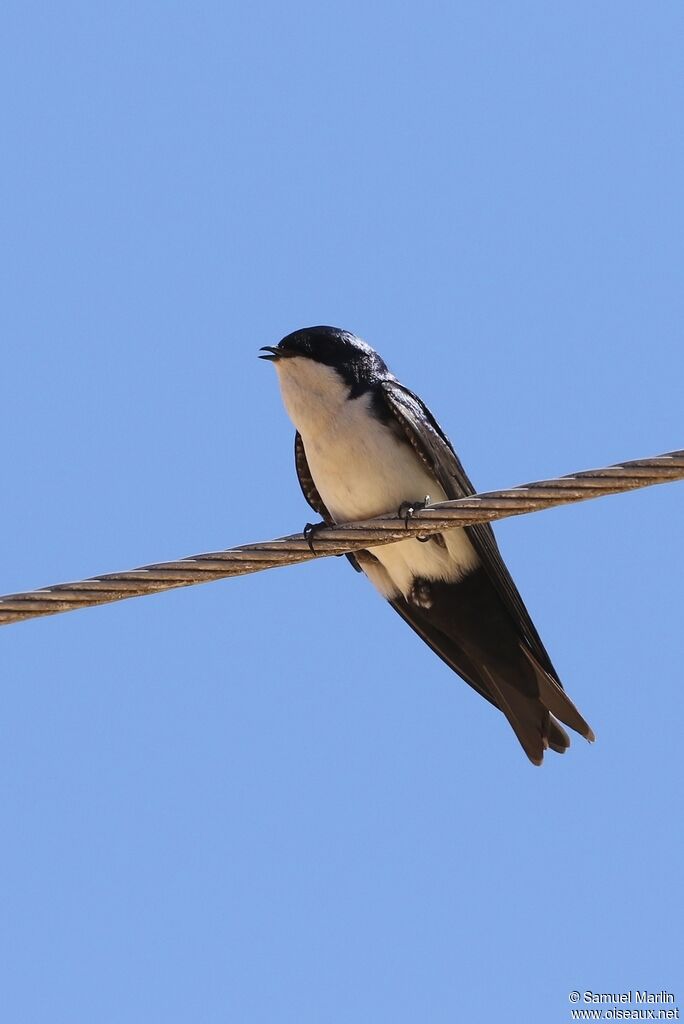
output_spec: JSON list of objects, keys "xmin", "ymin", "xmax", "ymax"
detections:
[{"xmin": 276, "ymin": 325, "xmax": 390, "ymax": 396}]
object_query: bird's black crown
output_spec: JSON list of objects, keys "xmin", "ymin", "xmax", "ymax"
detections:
[{"xmin": 274, "ymin": 326, "xmax": 388, "ymax": 395}]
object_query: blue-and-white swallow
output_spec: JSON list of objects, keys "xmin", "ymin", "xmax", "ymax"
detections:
[{"xmin": 261, "ymin": 326, "xmax": 594, "ymax": 764}]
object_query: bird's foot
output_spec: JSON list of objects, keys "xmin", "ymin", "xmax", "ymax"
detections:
[
  {"xmin": 303, "ymin": 520, "xmax": 327, "ymax": 554},
  {"xmin": 398, "ymin": 496, "xmax": 432, "ymax": 538}
]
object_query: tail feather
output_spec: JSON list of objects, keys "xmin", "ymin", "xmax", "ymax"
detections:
[
  {"xmin": 522, "ymin": 645, "xmax": 595, "ymax": 742},
  {"xmin": 481, "ymin": 667, "xmax": 575, "ymax": 764},
  {"xmin": 480, "ymin": 667, "xmax": 548, "ymax": 765},
  {"xmin": 548, "ymin": 718, "xmax": 571, "ymax": 754},
  {"xmin": 362, "ymin": 557, "xmax": 595, "ymax": 765}
]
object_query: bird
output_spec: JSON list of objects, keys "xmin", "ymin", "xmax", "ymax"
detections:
[{"xmin": 260, "ymin": 326, "xmax": 594, "ymax": 764}]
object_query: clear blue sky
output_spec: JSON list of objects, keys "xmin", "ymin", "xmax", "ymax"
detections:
[{"xmin": 1, "ymin": 3, "xmax": 682, "ymax": 1022}]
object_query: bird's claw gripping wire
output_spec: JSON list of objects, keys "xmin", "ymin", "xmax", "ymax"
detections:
[
  {"xmin": 397, "ymin": 496, "xmax": 432, "ymax": 541},
  {"xmin": 303, "ymin": 521, "xmax": 327, "ymax": 554}
]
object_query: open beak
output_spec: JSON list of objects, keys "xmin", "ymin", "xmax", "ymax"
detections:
[{"xmin": 259, "ymin": 346, "xmax": 298, "ymax": 362}]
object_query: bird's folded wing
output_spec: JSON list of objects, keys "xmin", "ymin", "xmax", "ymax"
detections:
[
  {"xmin": 379, "ymin": 378, "xmax": 561, "ymax": 684},
  {"xmin": 294, "ymin": 431, "xmax": 332, "ymax": 523}
]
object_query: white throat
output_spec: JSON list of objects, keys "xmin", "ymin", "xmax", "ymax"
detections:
[{"xmin": 274, "ymin": 356, "xmax": 350, "ymax": 437}]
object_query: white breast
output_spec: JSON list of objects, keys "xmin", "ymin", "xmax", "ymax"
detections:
[{"xmin": 274, "ymin": 356, "xmax": 479, "ymax": 600}]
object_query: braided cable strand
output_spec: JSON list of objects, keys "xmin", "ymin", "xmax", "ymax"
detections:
[{"xmin": 1, "ymin": 449, "xmax": 682, "ymax": 627}]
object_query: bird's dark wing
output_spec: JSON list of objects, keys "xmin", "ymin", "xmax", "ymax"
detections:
[
  {"xmin": 294, "ymin": 431, "xmax": 332, "ymax": 523},
  {"xmin": 378, "ymin": 378, "xmax": 593, "ymax": 761},
  {"xmin": 380, "ymin": 378, "xmax": 559, "ymax": 679},
  {"xmin": 294, "ymin": 432, "xmax": 362, "ymax": 573}
]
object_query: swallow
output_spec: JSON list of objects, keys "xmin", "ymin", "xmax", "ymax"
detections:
[{"xmin": 261, "ymin": 326, "xmax": 594, "ymax": 764}]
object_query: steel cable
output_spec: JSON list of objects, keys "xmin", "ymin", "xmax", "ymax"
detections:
[{"xmin": 0, "ymin": 448, "xmax": 682, "ymax": 627}]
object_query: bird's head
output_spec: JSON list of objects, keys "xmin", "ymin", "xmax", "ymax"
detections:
[
  {"xmin": 260, "ymin": 326, "xmax": 388, "ymax": 431},
  {"xmin": 260, "ymin": 326, "xmax": 386, "ymax": 385}
]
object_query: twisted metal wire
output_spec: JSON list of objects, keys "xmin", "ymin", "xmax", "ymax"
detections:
[{"xmin": 1, "ymin": 449, "xmax": 682, "ymax": 627}]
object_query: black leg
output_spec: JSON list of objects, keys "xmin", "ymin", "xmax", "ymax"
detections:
[
  {"xmin": 303, "ymin": 520, "xmax": 326, "ymax": 554},
  {"xmin": 397, "ymin": 495, "xmax": 432, "ymax": 531}
]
